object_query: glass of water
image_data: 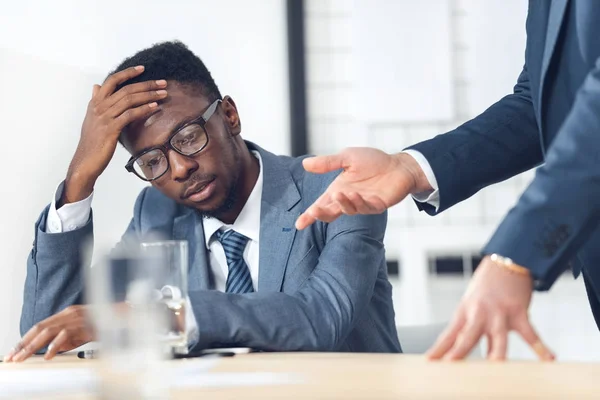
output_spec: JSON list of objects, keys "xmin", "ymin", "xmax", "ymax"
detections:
[
  {"xmin": 139, "ymin": 240, "xmax": 189, "ymax": 355},
  {"xmin": 87, "ymin": 246, "xmax": 169, "ymax": 400}
]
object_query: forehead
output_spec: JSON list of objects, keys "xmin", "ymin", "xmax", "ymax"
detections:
[{"xmin": 122, "ymin": 84, "xmax": 210, "ymax": 154}]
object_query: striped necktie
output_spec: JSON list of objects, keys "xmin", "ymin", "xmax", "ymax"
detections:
[{"xmin": 216, "ymin": 230, "xmax": 255, "ymax": 294}]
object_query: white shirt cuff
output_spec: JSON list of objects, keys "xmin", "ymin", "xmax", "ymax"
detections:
[
  {"xmin": 46, "ymin": 181, "xmax": 93, "ymax": 233},
  {"xmin": 401, "ymin": 149, "xmax": 440, "ymax": 210}
]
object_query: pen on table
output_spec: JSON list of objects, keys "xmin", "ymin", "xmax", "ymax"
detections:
[{"xmin": 77, "ymin": 350, "xmax": 99, "ymax": 359}]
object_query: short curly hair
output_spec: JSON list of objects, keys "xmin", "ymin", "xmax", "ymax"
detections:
[{"xmin": 110, "ymin": 40, "xmax": 222, "ymax": 101}]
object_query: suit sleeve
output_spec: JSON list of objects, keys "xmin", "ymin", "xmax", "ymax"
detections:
[
  {"xmin": 188, "ymin": 211, "xmax": 388, "ymax": 352},
  {"xmin": 407, "ymin": 65, "xmax": 543, "ymax": 214},
  {"xmin": 483, "ymin": 58, "xmax": 600, "ymax": 290},
  {"xmin": 19, "ymin": 189, "xmax": 148, "ymax": 336}
]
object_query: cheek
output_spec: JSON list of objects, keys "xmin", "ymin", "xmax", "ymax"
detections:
[{"xmin": 151, "ymin": 180, "xmax": 180, "ymax": 198}]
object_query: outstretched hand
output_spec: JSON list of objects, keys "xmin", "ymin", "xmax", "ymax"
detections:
[{"xmin": 296, "ymin": 148, "xmax": 431, "ymax": 229}]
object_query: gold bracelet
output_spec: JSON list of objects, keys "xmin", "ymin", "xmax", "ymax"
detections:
[{"xmin": 489, "ymin": 254, "xmax": 531, "ymax": 276}]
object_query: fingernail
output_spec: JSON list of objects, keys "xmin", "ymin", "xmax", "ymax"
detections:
[
  {"xmin": 155, "ymin": 80, "xmax": 167, "ymax": 87},
  {"xmin": 135, "ymin": 65, "xmax": 145, "ymax": 71},
  {"xmin": 156, "ymin": 90, "xmax": 167, "ymax": 96},
  {"xmin": 148, "ymin": 102, "xmax": 158, "ymax": 108}
]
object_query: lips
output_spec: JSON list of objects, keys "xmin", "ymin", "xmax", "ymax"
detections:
[{"xmin": 182, "ymin": 178, "xmax": 216, "ymax": 200}]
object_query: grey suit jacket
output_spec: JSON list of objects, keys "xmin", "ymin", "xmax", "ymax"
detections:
[{"xmin": 21, "ymin": 142, "xmax": 401, "ymax": 353}]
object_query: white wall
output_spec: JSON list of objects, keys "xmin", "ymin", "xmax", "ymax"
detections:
[
  {"xmin": 0, "ymin": 0, "xmax": 289, "ymax": 353},
  {"xmin": 305, "ymin": 0, "xmax": 600, "ymax": 360}
]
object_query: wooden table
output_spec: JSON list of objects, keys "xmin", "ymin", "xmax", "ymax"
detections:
[{"xmin": 2, "ymin": 352, "xmax": 600, "ymax": 399}]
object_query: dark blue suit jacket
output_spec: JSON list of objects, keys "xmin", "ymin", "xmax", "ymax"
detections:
[{"xmin": 410, "ymin": 0, "xmax": 600, "ymax": 325}]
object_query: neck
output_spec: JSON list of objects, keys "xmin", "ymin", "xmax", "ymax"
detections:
[{"xmin": 218, "ymin": 149, "xmax": 260, "ymax": 225}]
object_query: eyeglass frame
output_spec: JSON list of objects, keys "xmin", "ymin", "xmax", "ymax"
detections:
[{"xmin": 125, "ymin": 99, "xmax": 222, "ymax": 182}]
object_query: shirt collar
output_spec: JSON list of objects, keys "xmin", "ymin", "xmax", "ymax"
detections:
[{"xmin": 202, "ymin": 151, "xmax": 263, "ymax": 247}]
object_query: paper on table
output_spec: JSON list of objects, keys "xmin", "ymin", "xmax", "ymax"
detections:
[{"xmin": 0, "ymin": 359, "xmax": 302, "ymax": 398}]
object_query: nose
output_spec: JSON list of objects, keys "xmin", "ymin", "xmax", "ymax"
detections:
[{"xmin": 168, "ymin": 150, "xmax": 198, "ymax": 182}]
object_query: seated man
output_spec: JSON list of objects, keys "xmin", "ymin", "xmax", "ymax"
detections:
[{"xmin": 7, "ymin": 41, "xmax": 400, "ymax": 361}]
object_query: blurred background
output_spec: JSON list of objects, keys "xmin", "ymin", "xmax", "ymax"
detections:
[{"xmin": 1, "ymin": 0, "xmax": 598, "ymax": 360}]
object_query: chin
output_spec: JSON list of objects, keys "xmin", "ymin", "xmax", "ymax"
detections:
[{"xmin": 193, "ymin": 196, "xmax": 230, "ymax": 218}]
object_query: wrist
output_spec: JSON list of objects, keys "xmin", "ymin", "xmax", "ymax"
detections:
[
  {"xmin": 61, "ymin": 171, "xmax": 96, "ymax": 207},
  {"xmin": 486, "ymin": 254, "xmax": 531, "ymax": 277},
  {"xmin": 393, "ymin": 152, "xmax": 433, "ymax": 193}
]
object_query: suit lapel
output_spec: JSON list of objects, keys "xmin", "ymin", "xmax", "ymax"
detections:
[
  {"xmin": 538, "ymin": 0, "xmax": 569, "ymax": 146},
  {"xmin": 253, "ymin": 144, "xmax": 302, "ymax": 292},
  {"xmin": 172, "ymin": 208, "xmax": 212, "ymax": 290}
]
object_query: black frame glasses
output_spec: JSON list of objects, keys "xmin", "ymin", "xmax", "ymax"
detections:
[{"xmin": 125, "ymin": 99, "xmax": 222, "ymax": 182}]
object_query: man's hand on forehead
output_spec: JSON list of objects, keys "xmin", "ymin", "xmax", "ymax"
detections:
[{"xmin": 60, "ymin": 66, "xmax": 169, "ymax": 207}]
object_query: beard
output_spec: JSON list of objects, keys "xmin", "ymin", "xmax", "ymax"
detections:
[{"xmin": 199, "ymin": 175, "xmax": 239, "ymax": 220}]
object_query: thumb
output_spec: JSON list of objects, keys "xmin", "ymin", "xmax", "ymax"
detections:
[{"xmin": 302, "ymin": 154, "xmax": 345, "ymax": 174}]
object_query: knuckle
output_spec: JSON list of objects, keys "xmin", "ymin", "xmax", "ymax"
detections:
[
  {"xmin": 122, "ymin": 109, "xmax": 133, "ymax": 120},
  {"xmin": 40, "ymin": 326, "xmax": 53, "ymax": 337},
  {"xmin": 123, "ymin": 94, "xmax": 134, "ymax": 107}
]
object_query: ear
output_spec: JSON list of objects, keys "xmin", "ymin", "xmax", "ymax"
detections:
[{"xmin": 221, "ymin": 95, "xmax": 242, "ymax": 136}]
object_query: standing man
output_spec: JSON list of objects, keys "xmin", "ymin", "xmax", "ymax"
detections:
[{"xmin": 297, "ymin": 0, "xmax": 600, "ymax": 361}]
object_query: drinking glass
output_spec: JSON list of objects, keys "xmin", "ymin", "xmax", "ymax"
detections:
[{"xmin": 139, "ymin": 240, "xmax": 189, "ymax": 355}]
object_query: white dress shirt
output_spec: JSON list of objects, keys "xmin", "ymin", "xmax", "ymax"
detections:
[{"xmin": 402, "ymin": 149, "xmax": 440, "ymax": 210}]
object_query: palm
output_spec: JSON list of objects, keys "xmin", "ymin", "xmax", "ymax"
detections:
[
  {"xmin": 296, "ymin": 148, "xmax": 418, "ymax": 229},
  {"xmin": 329, "ymin": 148, "xmax": 413, "ymax": 208}
]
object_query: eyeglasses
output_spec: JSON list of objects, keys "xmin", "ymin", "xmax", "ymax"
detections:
[{"xmin": 125, "ymin": 99, "xmax": 221, "ymax": 182}]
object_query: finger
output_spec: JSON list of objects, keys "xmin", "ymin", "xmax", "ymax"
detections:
[
  {"xmin": 444, "ymin": 318, "xmax": 485, "ymax": 360},
  {"xmin": 427, "ymin": 313, "xmax": 466, "ymax": 360},
  {"xmin": 107, "ymin": 90, "xmax": 167, "ymax": 118},
  {"xmin": 308, "ymin": 203, "xmax": 343, "ymax": 223},
  {"xmin": 92, "ymin": 84, "xmax": 101, "ymax": 98},
  {"xmin": 44, "ymin": 329, "xmax": 69, "ymax": 360},
  {"xmin": 15, "ymin": 321, "xmax": 49, "ymax": 356},
  {"xmin": 12, "ymin": 327, "xmax": 57, "ymax": 362},
  {"xmin": 98, "ymin": 65, "xmax": 145, "ymax": 99},
  {"xmin": 486, "ymin": 334, "xmax": 493, "ymax": 358},
  {"xmin": 299, "ymin": 192, "xmax": 344, "ymax": 225},
  {"xmin": 488, "ymin": 314, "xmax": 508, "ymax": 361},
  {"xmin": 114, "ymin": 102, "xmax": 160, "ymax": 129},
  {"xmin": 513, "ymin": 315, "xmax": 555, "ymax": 361},
  {"xmin": 333, "ymin": 192, "xmax": 358, "ymax": 215},
  {"xmin": 295, "ymin": 213, "xmax": 317, "ymax": 230},
  {"xmin": 302, "ymin": 154, "xmax": 345, "ymax": 174},
  {"xmin": 102, "ymin": 79, "xmax": 168, "ymax": 111},
  {"xmin": 364, "ymin": 195, "xmax": 391, "ymax": 213},
  {"xmin": 348, "ymin": 192, "xmax": 388, "ymax": 214},
  {"xmin": 3, "ymin": 341, "xmax": 24, "ymax": 362},
  {"xmin": 295, "ymin": 192, "xmax": 333, "ymax": 229}
]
